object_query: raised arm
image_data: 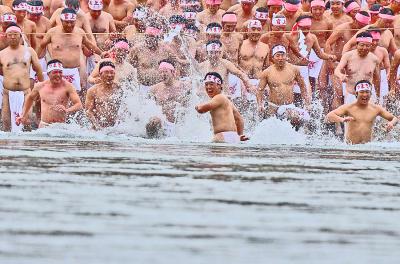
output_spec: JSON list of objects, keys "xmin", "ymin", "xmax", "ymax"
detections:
[
  {"xmin": 66, "ymin": 83, "xmax": 83, "ymax": 113},
  {"xmin": 294, "ymin": 68, "xmax": 311, "ymax": 106},
  {"xmin": 334, "ymin": 53, "xmax": 349, "ymax": 82},
  {"xmin": 195, "ymin": 94, "xmax": 224, "ymax": 113}
]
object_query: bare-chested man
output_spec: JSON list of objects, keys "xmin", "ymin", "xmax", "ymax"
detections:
[
  {"xmin": 195, "ymin": 22, "xmax": 223, "ymax": 63},
  {"xmin": 324, "ymin": 0, "xmax": 352, "ymax": 26},
  {"xmin": 197, "ymin": 0, "xmax": 225, "ymax": 25},
  {"xmin": 12, "ymin": 0, "xmax": 37, "ymax": 49},
  {"xmin": 343, "ymin": 0, "xmax": 360, "ymax": 21},
  {"xmin": 243, "ymin": 6, "xmax": 270, "ymax": 32},
  {"xmin": 267, "ymin": 0, "xmax": 283, "ymax": 20},
  {"xmin": 195, "ymin": 72, "xmax": 247, "ymax": 143},
  {"xmin": 86, "ymin": 61, "xmax": 123, "ymax": 129},
  {"xmin": 369, "ymin": 4, "xmax": 382, "ymax": 24},
  {"xmin": 220, "ymin": 12, "xmax": 243, "ymax": 64},
  {"xmin": 226, "ymin": 0, "xmax": 256, "ymax": 31},
  {"xmin": 43, "ymin": 0, "xmax": 63, "ymax": 19},
  {"xmin": 0, "ymin": 24, "xmax": 43, "ymax": 132},
  {"xmin": 0, "ymin": 13, "xmax": 17, "ymax": 50},
  {"xmin": 17, "ymin": 60, "xmax": 82, "ymax": 128},
  {"xmin": 123, "ymin": 6, "xmax": 146, "ymax": 45},
  {"xmin": 159, "ymin": 0, "xmax": 184, "ymax": 18},
  {"xmin": 326, "ymin": 80, "xmax": 397, "ymax": 144},
  {"xmin": 199, "ymin": 40, "xmax": 255, "ymax": 99},
  {"xmin": 335, "ymin": 32, "xmax": 380, "ymax": 106},
  {"xmin": 107, "ymin": 0, "xmax": 136, "ymax": 31},
  {"xmin": 145, "ymin": 60, "xmax": 190, "ymax": 138},
  {"xmin": 278, "ymin": 0, "xmax": 303, "ymax": 31},
  {"xmin": 256, "ymin": 45, "xmax": 311, "ymax": 127},
  {"xmin": 38, "ymin": 8, "xmax": 102, "ymax": 94},
  {"xmin": 85, "ymin": 0, "xmax": 116, "ymax": 51}
]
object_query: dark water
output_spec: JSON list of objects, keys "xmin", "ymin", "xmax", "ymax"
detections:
[{"xmin": 1, "ymin": 138, "xmax": 400, "ymax": 263}]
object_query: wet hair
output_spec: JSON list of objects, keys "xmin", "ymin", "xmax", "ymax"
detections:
[
  {"xmin": 367, "ymin": 26, "xmax": 381, "ymax": 34},
  {"xmin": 256, "ymin": 7, "xmax": 268, "ymax": 13},
  {"xmin": 6, "ymin": 22, "xmax": 20, "ymax": 30},
  {"xmin": 29, "ymin": 0, "xmax": 44, "ymax": 7},
  {"xmin": 99, "ymin": 61, "xmax": 115, "ymax": 71},
  {"xmin": 159, "ymin": 59, "xmax": 176, "ymax": 67},
  {"xmin": 204, "ymin": 72, "xmax": 223, "ymax": 85},
  {"xmin": 344, "ymin": 0, "xmax": 358, "ymax": 9},
  {"xmin": 325, "ymin": 1, "xmax": 330, "ymax": 9},
  {"xmin": 206, "ymin": 39, "xmax": 222, "ymax": 47},
  {"xmin": 206, "ymin": 22, "xmax": 222, "ymax": 30},
  {"xmin": 12, "ymin": 0, "xmax": 26, "ymax": 8},
  {"xmin": 379, "ymin": 7, "xmax": 394, "ymax": 16},
  {"xmin": 65, "ymin": 0, "xmax": 80, "ymax": 10},
  {"xmin": 273, "ymin": 14, "xmax": 286, "ymax": 19},
  {"xmin": 185, "ymin": 23, "xmax": 199, "ymax": 32},
  {"xmin": 285, "ymin": 0, "xmax": 300, "ymax": 5},
  {"xmin": 296, "ymin": 14, "xmax": 312, "ymax": 23},
  {"xmin": 356, "ymin": 31, "xmax": 372, "ymax": 39},
  {"xmin": 47, "ymin": 59, "xmax": 62, "ymax": 66},
  {"xmin": 222, "ymin": 11, "xmax": 236, "ymax": 17},
  {"xmin": 61, "ymin": 7, "xmax": 76, "ymax": 15},
  {"xmin": 358, "ymin": 10, "xmax": 370, "ymax": 17},
  {"xmin": 369, "ymin": 4, "xmax": 382, "ymax": 12},
  {"xmin": 169, "ymin": 15, "xmax": 186, "ymax": 25}
]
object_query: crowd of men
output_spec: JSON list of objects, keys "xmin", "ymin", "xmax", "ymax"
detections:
[{"xmin": 0, "ymin": 0, "xmax": 399, "ymax": 144}]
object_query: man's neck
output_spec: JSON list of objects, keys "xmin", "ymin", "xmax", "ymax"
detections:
[
  {"xmin": 209, "ymin": 59, "xmax": 220, "ymax": 67},
  {"xmin": 102, "ymin": 82, "xmax": 114, "ymax": 90},
  {"xmin": 274, "ymin": 63, "xmax": 286, "ymax": 71},
  {"xmin": 164, "ymin": 78, "xmax": 176, "ymax": 87},
  {"xmin": 9, "ymin": 44, "xmax": 19, "ymax": 49},
  {"xmin": 332, "ymin": 12, "xmax": 343, "ymax": 19}
]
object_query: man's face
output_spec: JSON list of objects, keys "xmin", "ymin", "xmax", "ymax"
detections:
[
  {"xmin": 160, "ymin": 68, "xmax": 175, "ymax": 82},
  {"xmin": 248, "ymin": 27, "xmax": 261, "ymax": 41},
  {"xmin": 371, "ymin": 39, "xmax": 379, "ymax": 50},
  {"xmin": 90, "ymin": 10, "xmax": 101, "ymax": 19},
  {"xmin": 348, "ymin": 9, "xmax": 359, "ymax": 19},
  {"xmin": 49, "ymin": 70, "xmax": 63, "ymax": 84},
  {"xmin": 6, "ymin": 31, "xmax": 21, "ymax": 46},
  {"xmin": 207, "ymin": 50, "xmax": 222, "ymax": 60},
  {"xmin": 101, "ymin": 69, "xmax": 115, "ymax": 85},
  {"xmin": 61, "ymin": 20, "xmax": 75, "ymax": 32},
  {"xmin": 301, "ymin": 0, "xmax": 311, "ymax": 10},
  {"xmin": 14, "ymin": 10, "xmax": 26, "ymax": 21},
  {"xmin": 145, "ymin": 34, "xmax": 159, "ymax": 48},
  {"xmin": 268, "ymin": 5, "xmax": 282, "ymax": 17},
  {"xmin": 381, "ymin": 18, "xmax": 393, "ymax": 28},
  {"xmin": 330, "ymin": 1, "xmax": 343, "ymax": 14},
  {"xmin": 222, "ymin": 22, "xmax": 236, "ymax": 32},
  {"xmin": 299, "ymin": 25, "xmax": 311, "ymax": 35},
  {"xmin": 357, "ymin": 41, "xmax": 371, "ymax": 57},
  {"xmin": 273, "ymin": 52, "xmax": 286, "ymax": 67},
  {"xmin": 311, "ymin": 6, "xmax": 325, "ymax": 19},
  {"xmin": 205, "ymin": 81, "xmax": 221, "ymax": 98},
  {"xmin": 271, "ymin": 25, "xmax": 285, "ymax": 36},
  {"xmin": 27, "ymin": 13, "xmax": 42, "ymax": 22},
  {"xmin": 356, "ymin": 90, "xmax": 371, "ymax": 104},
  {"xmin": 206, "ymin": 33, "xmax": 221, "ymax": 41},
  {"xmin": 241, "ymin": 2, "xmax": 254, "ymax": 12},
  {"xmin": 208, "ymin": 4, "xmax": 220, "ymax": 13}
]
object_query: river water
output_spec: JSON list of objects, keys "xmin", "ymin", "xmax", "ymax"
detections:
[{"xmin": 1, "ymin": 123, "xmax": 400, "ymax": 264}]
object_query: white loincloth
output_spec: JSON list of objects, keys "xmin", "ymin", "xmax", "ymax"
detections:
[
  {"xmin": 293, "ymin": 65, "xmax": 310, "ymax": 94},
  {"xmin": 163, "ymin": 120, "xmax": 176, "ymax": 137},
  {"xmin": 308, "ymin": 48, "xmax": 324, "ymax": 78},
  {"xmin": 276, "ymin": 104, "xmax": 310, "ymax": 122},
  {"xmin": 380, "ymin": 69, "xmax": 389, "ymax": 103},
  {"xmin": 139, "ymin": 85, "xmax": 151, "ymax": 97},
  {"xmin": 220, "ymin": 131, "xmax": 240, "ymax": 143},
  {"xmin": 8, "ymin": 91, "xmax": 25, "ymax": 132},
  {"xmin": 248, "ymin": 79, "xmax": 259, "ymax": 101},
  {"xmin": 63, "ymin": 68, "xmax": 81, "ymax": 91},
  {"xmin": 0, "ymin": 75, "xmax": 3, "ymax": 110},
  {"xmin": 29, "ymin": 57, "xmax": 48, "ymax": 82},
  {"xmin": 228, "ymin": 74, "xmax": 242, "ymax": 99}
]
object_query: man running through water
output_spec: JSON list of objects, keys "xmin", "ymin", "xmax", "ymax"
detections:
[
  {"xmin": 326, "ymin": 80, "xmax": 397, "ymax": 144},
  {"xmin": 17, "ymin": 60, "xmax": 82, "ymax": 128},
  {"xmin": 0, "ymin": 23, "xmax": 43, "ymax": 132},
  {"xmin": 195, "ymin": 72, "xmax": 247, "ymax": 143},
  {"xmin": 256, "ymin": 44, "xmax": 311, "ymax": 127},
  {"xmin": 85, "ymin": 61, "xmax": 122, "ymax": 129}
]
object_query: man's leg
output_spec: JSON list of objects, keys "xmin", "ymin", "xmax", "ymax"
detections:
[{"xmin": 1, "ymin": 90, "xmax": 11, "ymax": 132}]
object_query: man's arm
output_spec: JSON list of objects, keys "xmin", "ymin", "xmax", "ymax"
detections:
[
  {"xmin": 334, "ymin": 53, "xmax": 349, "ymax": 82},
  {"xmin": 66, "ymin": 83, "xmax": 83, "ymax": 113},
  {"xmin": 30, "ymin": 48, "xmax": 44, "ymax": 82},
  {"xmin": 256, "ymin": 71, "xmax": 269, "ymax": 111},
  {"xmin": 224, "ymin": 60, "xmax": 253, "ymax": 91},
  {"xmin": 82, "ymin": 15, "xmax": 96, "ymax": 42},
  {"xmin": 29, "ymin": 23, "xmax": 37, "ymax": 50},
  {"xmin": 389, "ymin": 50, "xmax": 400, "ymax": 93},
  {"xmin": 311, "ymin": 34, "xmax": 335, "ymax": 61},
  {"xmin": 378, "ymin": 106, "xmax": 398, "ymax": 131},
  {"xmin": 232, "ymin": 103, "xmax": 244, "ymax": 136},
  {"xmin": 325, "ymin": 30, "xmax": 342, "ymax": 54},
  {"xmin": 109, "ymin": 15, "xmax": 117, "ymax": 33},
  {"xmin": 82, "ymin": 33, "xmax": 103, "ymax": 55},
  {"xmin": 373, "ymin": 63, "xmax": 381, "ymax": 99},
  {"xmin": 16, "ymin": 84, "xmax": 41, "ymax": 125},
  {"xmin": 37, "ymin": 30, "xmax": 52, "ymax": 59},
  {"xmin": 294, "ymin": 68, "xmax": 311, "ymax": 106},
  {"xmin": 195, "ymin": 94, "xmax": 224, "ymax": 113},
  {"xmin": 85, "ymin": 87, "xmax": 100, "ymax": 129},
  {"xmin": 325, "ymin": 105, "xmax": 352, "ymax": 123}
]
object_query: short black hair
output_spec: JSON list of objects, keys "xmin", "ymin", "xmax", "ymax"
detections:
[
  {"xmin": 99, "ymin": 61, "xmax": 115, "ymax": 71},
  {"xmin": 356, "ymin": 31, "xmax": 372, "ymax": 39},
  {"xmin": 256, "ymin": 7, "xmax": 268, "ymax": 12},
  {"xmin": 12, "ymin": 0, "xmax": 25, "ymax": 7},
  {"xmin": 169, "ymin": 15, "xmax": 186, "ymax": 25},
  {"xmin": 185, "ymin": 23, "xmax": 199, "ymax": 32},
  {"xmin": 6, "ymin": 22, "xmax": 20, "ymax": 30},
  {"xmin": 206, "ymin": 39, "xmax": 222, "ymax": 47},
  {"xmin": 367, "ymin": 26, "xmax": 381, "ymax": 33},
  {"xmin": 28, "ymin": 0, "xmax": 43, "ymax": 6},
  {"xmin": 47, "ymin": 59, "xmax": 62, "ymax": 66},
  {"xmin": 61, "ymin": 7, "xmax": 76, "ymax": 15},
  {"xmin": 358, "ymin": 11, "xmax": 370, "ymax": 17},
  {"xmin": 204, "ymin": 72, "xmax": 223, "ymax": 85},
  {"xmin": 369, "ymin": 4, "xmax": 382, "ymax": 12},
  {"xmin": 344, "ymin": 0, "xmax": 358, "ymax": 8},
  {"xmin": 379, "ymin": 7, "xmax": 394, "ymax": 16},
  {"xmin": 285, "ymin": 0, "xmax": 300, "ymax": 5},
  {"xmin": 296, "ymin": 14, "xmax": 312, "ymax": 23},
  {"xmin": 206, "ymin": 22, "xmax": 222, "ymax": 29}
]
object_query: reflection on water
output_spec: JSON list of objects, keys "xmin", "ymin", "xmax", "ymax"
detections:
[{"xmin": 1, "ymin": 138, "xmax": 400, "ymax": 264}]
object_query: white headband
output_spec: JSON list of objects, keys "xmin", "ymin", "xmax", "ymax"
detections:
[
  {"xmin": 272, "ymin": 16, "xmax": 286, "ymax": 26},
  {"xmin": 12, "ymin": 2, "xmax": 27, "ymax": 11},
  {"xmin": 60, "ymin": 12, "xmax": 77, "ymax": 21},
  {"xmin": 2, "ymin": 14, "xmax": 17, "ymax": 23},
  {"xmin": 204, "ymin": 74, "xmax": 222, "ymax": 84},
  {"xmin": 255, "ymin": 11, "xmax": 268, "ymax": 20},
  {"xmin": 355, "ymin": 82, "xmax": 372, "ymax": 92},
  {"xmin": 88, "ymin": 0, "xmax": 103, "ymax": 10},
  {"xmin": 47, "ymin": 62, "xmax": 64, "ymax": 73},
  {"xmin": 183, "ymin": 12, "xmax": 197, "ymax": 20},
  {"xmin": 248, "ymin": 19, "xmax": 262, "ymax": 28},
  {"xmin": 206, "ymin": 42, "xmax": 222, "ymax": 52},
  {"xmin": 27, "ymin": 4, "xmax": 44, "ymax": 14},
  {"xmin": 272, "ymin": 45, "xmax": 286, "ymax": 56}
]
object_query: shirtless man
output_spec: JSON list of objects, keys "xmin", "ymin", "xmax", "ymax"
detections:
[
  {"xmin": 256, "ymin": 45, "xmax": 311, "ymax": 127},
  {"xmin": 267, "ymin": 0, "xmax": 283, "ymax": 20},
  {"xmin": 335, "ymin": 32, "xmax": 380, "ymax": 106},
  {"xmin": 86, "ymin": 61, "xmax": 123, "ymax": 129},
  {"xmin": 0, "ymin": 24, "xmax": 43, "ymax": 132},
  {"xmin": 278, "ymin": 0, "xmax": 302, "ymax": 31},
  {"xmin": 324, "ymin": 0, "xmax": 352, "ymax": 26},
  {"xmin": 243, "ymin": 6, "xmax": 270, "ymax": 32},
  {"xmin": 343, "ymin": 0, "xmax": 360, "ymax": 21},
  {"xmin": 88, "ymin": 39, "xmax": 136, "ymax": 84},
  {"xmin": 85, "ymin": 0, "xmax": 116, "ymax": 51},
  {"xmin": 12, "ymin": 0, "xmax": 37, "ymax": 49},
  {"xmin": 220, "ymin": 12, "xmax": 243, "ymax": 64},
  {"xmin": 16, "ymin": 60, "xmax": 82, "ymax": 128},
  {"xmin": 369, "ymin": 4, "xmax": 382, "ymax": 24},
  {"xmin": 43, "ymin": 0, "xmax": 63, "ymax": 19},
  {"xmin": 26, "ymin": 0, "xmax": 50, "ymax": 83},
  {"xmin": 195, "ymin": 22, "xmax": 223, "ymax": 63},
  {"xmin": 226, "ymin": 0, "xmax": 256, "ymax": 31},
  {"xmin": 199, "ymin": 40, "xmax": 255, "ymax": 99},
  {"xmin": 326, "ymin": 80, "xmax": 397, "ymax": 144},
  {"xmin": 219, "ymin": 0, "xmax": 237, "ymax": 10},
  {"xmin": 238, "ymin": 19, "xmax": 269, "ymax": 80},
  {"xmin": 195, "ymin": 72, "xmax": 247, "ymax": 143},
  {"xmin": 38, "ymin": 8, "xmax": 102, "ymax": 94},
  {"xmin": 145, "ymin": 60, "xmax": 190, "ymax": 138},
  {"xmin": 107, "ymin": 0, "xmax": 136, "ymax": 31},
  {"xmin": 197, "ymin": 0, "xmax": 225, "ymax": 26},
  {"xmin": 0, "ymin": 13, "xmax": 17, "ymax": 51},
  {"xmin": 159, "ymin": 0, "xmax": 184, "ymax": 18},
  {"xmin": 123, "ymin": 6, "xmax": 146, "ymax": 45}
]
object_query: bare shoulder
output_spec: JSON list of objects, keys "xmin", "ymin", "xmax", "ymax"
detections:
[
  {"xmin": 368, "ymin": 52, "xmax": 379, "ymax": 62},
  {"xmin": 226, "ymin": 3, "xmax": 240, "ymax": 13},
  {"xmin": 34, "ymin": 80, "xmax": 47, "ymax": 90}
]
